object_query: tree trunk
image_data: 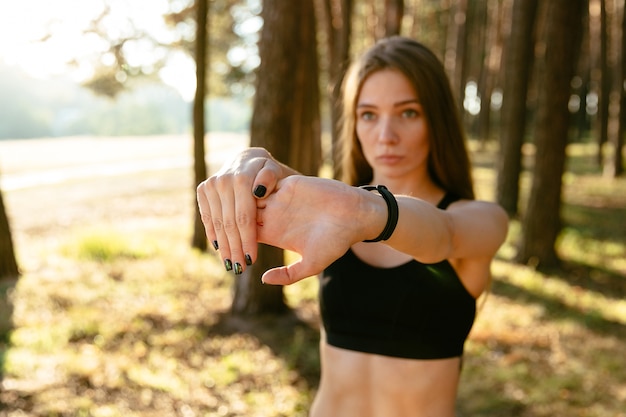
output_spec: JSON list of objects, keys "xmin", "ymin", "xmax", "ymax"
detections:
[
  {"xmin": 384, "ymin": 0, "xmax": 404, "ymax": 36},
  {"xmin": 605, "ymin": 0, "xmax": 625, "ymax": 177},
  {"xmin": 0, "ymin": 186, "xmax": 19, "ymax": 337},
  {"xmin": 517, "ymin": 0, "xmax": 585, "ymax": 269},
  {"xmin": 597, "ymin": 0, "xmax": 609, "ymax": 166},
  {"xmin": 613, "ymin": 0, "xmax": 625, "ymax": 176},
  {"xmin": 317, "ymin": 0, "xmax": 353, "ymax": 177},
  {"xmin": 476, "ymin": 0, "xmax": 504, "ymax": 144},
  {"xmin": 0, "ymin": 186, "xmax": 18, "ymax": 280},
  {"xmin": 232, "ymin": 0, "xmax": 321, "ymax": 316},
  {"xmin": 573, "ymin": 25, "xmax": 591, "ymax": 143},
  {"xmin": 445, "ymin": 0, "xmax": 469, "ymax": 110},
  {"xmin": 191, "ymin": 0, "xmax": 209, "ymax": 251},
  {"xmin": 232, "ymin": 246, "xmax": 288, "ymax": 315},
  {"xmin": 496, "ymin": 0, "xmax": 538, "ymax": 216},
  {"xmin": 290, "ymin": 0, "xmax": 322, "ymax": 176}
]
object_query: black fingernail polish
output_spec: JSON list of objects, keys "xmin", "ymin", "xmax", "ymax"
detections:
[
  {"xmin": 224, "ymin": 259, "xmax": 233, "ymax": 271},
  {"xmin": 245, "ymin": 254, "xmax": 252, "ymax": 265},
  {"xmin": 234, "ymin": 263, "xmax": 243, "ymax": 275},
  {"xmin": 253, "ymin": 185, "xmax": 267, "ymax": 198},
  {"xmin": 212, "ymin": 240, "xmax": 219, "ymax": 250}
]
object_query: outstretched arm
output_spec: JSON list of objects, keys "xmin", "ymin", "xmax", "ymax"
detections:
[
  {"xmin": 196, "ymin": 147, "xmax": 298, "ymax": 273},
  {"xmin": 254, "ymin": 176, "xmax": 508, "ymax": 287}
]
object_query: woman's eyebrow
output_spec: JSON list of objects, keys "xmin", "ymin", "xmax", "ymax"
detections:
[
  {"xmin": 394, "ymin": 98, "xmax": 421, "ymax": 106},
  {"xmin": 357, "ymin": 98, "xmax": 420, "ymax": 108}
]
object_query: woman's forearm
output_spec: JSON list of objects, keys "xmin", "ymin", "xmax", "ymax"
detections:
[
  {"xmin": 357, "ymin": 190, "xmax": 452, "ymax": 262},
  {"xmin": 359, "ymin": 191, "xmax": 507, "ymax": 264}
]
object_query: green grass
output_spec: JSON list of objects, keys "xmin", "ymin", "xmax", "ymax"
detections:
[
  {"xmin": 1, "ymin": 141, "xmax": 625, "ymax": 416},
  {"xmin": 66, "ymin": 229, "xmax": 154, "ymax": 262}
]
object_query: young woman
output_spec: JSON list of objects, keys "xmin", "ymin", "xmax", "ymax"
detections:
[{"xmin": 197, "ymin": 36, "xmax": 508, "ymax": 416}]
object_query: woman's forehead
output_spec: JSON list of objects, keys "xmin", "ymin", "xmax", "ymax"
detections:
[{"xmin": 358, "ymin": 69, "xmax": 419, "ymax": 104}]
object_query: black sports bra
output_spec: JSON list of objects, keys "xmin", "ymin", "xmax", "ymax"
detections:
[{"xmin": 319, "ymin": 193, "xmax": 476, "ymax": 359}]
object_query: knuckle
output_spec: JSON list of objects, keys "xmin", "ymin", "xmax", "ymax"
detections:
[
  {"xmin": 233, "ymin": 173, "xmax": 252, "ymax": 188},
  {"xmin": 202, "ymin": 176, "xmax": 218, "ymax": 190},
  {"xmin": 236, "ymin": 211, "xmax": 251, "ymax": 227},
  {"xmin": 200, "ymin": 212, "xmax": 213, "ymax": 226},
  {"xmin": 203, "ymin": 175, "xmax": 224, "ymax": 193},
  {"xmin": 222, "ymin": 218, "xmax": 237, "ymax": 231},
  {"xmin": 213, "ymin": 218, "xmax": 225, "ymax": 232},
  {"xmin": 210, "ymin": 176, "xmax": 226, "ymax": 193}
]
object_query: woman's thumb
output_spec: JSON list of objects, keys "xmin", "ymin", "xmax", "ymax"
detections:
[
  {"xmin": 261, "ymin": 259, "xmax": 316, "ymax": 286},
  {"xmin": 252, "ymin": 160, "xmax": 281, "ymax": 199}
]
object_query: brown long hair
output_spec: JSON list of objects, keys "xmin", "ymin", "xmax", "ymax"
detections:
[{"xmin": 339, "ymin": 36, "xmax": 475, "ymax": 200}]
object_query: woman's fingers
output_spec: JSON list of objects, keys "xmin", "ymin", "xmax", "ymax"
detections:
[
  {"xmin": 197, "ymin": 145, "xmax": 301, "ymax": 279},
  {"xmin": 227, "ymin": 173, "xmax": 258, "ymax": 272},
  {"xmin": 196, "ymin": 151, "xmax": 285, "ymax": 275},
  {"xmin": 196, "ymin": 176, "xmax": 248, "ymax": 275},
  {"xmin": 196, "ymin": 184, "xmax": 218, "ymax": 248}
]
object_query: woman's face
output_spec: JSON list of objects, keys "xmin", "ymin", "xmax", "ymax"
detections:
[{"xmin": 355, "ymin": 68, "xmax": 430, "ymax": 184}]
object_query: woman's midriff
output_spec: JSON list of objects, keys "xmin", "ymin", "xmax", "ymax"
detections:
[{"xmin": 309, "ymin": 342, "xmax": 461, "ymax": 417}]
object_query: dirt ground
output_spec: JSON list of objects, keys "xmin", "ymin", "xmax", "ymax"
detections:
[
  {"xmin": 0, "ymin": 133, "xmax": 247, "ymax": 255},
  {"xmin": 1, "ymin": 136, "xmax": 625, "ymax": 417}
]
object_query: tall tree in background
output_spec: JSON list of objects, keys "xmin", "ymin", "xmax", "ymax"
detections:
[
  {"xmin": 475, "ymin": 0, "xmax": 504, "ymax": 143},
  {"xmin": 604, "ymin": 0, "xmax": 625, "ymax": 178},
  {"xmin": 496, "ymin": 0, "xmax": 538, "ymax": 216},
  {"xmin": 610, "ymin": 0, "xmax": 626, "ymax": 177},
  {"xmin": 232, "ymin": 0, "xmax": 321, "ymax": 315},
  {"xmin": 191, "ymin": 0, "xmax": 209, "ymax": 251},
  {"xmin": 384, "ymin": 0, "xmax": 404, "ymax": 36},
  {"xmin": 288, "ymin": 1, "xmax": 322, "ymax": 177},
  {"xmin": 517, "ymin": 0, "xmax": 586, "ymax": 268},
  {"xmin": 317, "ymin": 0, "xmax": 353, "ymax": 176},
  {"xmin": 445, "ymin": 0, "xmax": 469, "ymax": 109},
  {"xmin": 597, "ymin": 0, "xmax": 610, "ymax": 166},
  {"xmin": 0, "ymin": 185, "xmax": 19, "ymax": 338},
  {"xmin": 0, "ymin": 188, "xmax": 18, "ymax": 280}
]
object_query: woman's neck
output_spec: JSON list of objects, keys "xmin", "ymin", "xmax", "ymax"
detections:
[{"xmin": 372, "ymin": 174, "xmax": 444, "ymax": 205}]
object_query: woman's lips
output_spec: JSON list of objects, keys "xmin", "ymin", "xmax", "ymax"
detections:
[{"xmin": 376, "ymin": 155, "xmax": 403, "ymax": 164}]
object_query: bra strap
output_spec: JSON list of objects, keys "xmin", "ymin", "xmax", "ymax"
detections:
[{"xmin": 437, "ymin": 192, "xmax": 460, "ymax": 210}]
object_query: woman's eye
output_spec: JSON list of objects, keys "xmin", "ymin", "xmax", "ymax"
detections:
[
  {"xmin": 360, "ymin": 111, "xmax": 376, "ymax": 121},
  {"xmin": 402, "ymin": 109, "xmax": 419, "ymax": 118}
]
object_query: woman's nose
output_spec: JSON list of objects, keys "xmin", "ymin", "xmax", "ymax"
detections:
[{"xmin": 377, "ymin": 117, "xmax": 399, "ymax": 144}]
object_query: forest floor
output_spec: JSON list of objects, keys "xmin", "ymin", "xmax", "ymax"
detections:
[{"xmin": 0, "ymin": 135, "xmax": 625, "ymax": 416}]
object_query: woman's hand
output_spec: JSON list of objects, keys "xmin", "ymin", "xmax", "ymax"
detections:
[
  {"xmin": 255, "ymin": 176, "xmax": 380, "ymax": 285},
  {"xmin": 196, "ymin": 147, "xmax": 286, "ymax": 274}
]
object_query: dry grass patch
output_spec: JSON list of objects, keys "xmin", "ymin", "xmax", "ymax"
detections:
[{"xmin": 1, "ymin": 138, "xmax": 625, "ymax": 416}]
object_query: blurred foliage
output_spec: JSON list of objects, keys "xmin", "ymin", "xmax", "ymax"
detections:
[
  {"xmin": 77, "ymin": 0, "xmax": 257, "ymax": 98},
  {"xmin": 162, "ymin": 0, "xmax": 259, "ymax": 97}
]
